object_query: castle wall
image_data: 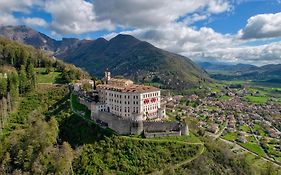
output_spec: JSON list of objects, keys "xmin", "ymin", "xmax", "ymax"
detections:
[
  {"xmin": 143, "ymin": 121, "xmax": 181, "ymax": 132},
  {"xmin": 94, "ymin": 112, "xmax": 131, "ymax": 135},
  {"xmin": 93, "ymin": 112, "xmax": 188, "ymax": 137},
  {"xmin": 144, "ymin": 131, "xmax": 181, "ymax": 138}
]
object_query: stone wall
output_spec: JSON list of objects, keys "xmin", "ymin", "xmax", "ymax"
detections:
[
  {"xmin": 143, "ymin": 121, "xmax": 181, "ymax": 132},
  {"xmin": 78, "ymin": 97, "xmax": 92, "ymax": 110},
  {"xmin": 144, "ymin": 131, "xmax": 181, "ymax": 138},
  {"xmin": 93, "ymin": 112, "xmax": 143, "ymax": 135},
  {"xmin": 92, "ymin": 112, "xmax": 189, "ymax": 137}
]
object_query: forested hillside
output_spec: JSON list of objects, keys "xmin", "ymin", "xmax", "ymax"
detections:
[
  {"xmin": 0, "ymin": 37, "xmax": 279, "ymax": 175},
  {"xmin": 0, "ymin": 26, "xmax": 210, "ymax": 90}
]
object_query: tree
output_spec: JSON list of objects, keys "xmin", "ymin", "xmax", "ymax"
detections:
[
  {"xmin": 19, "ymin": 65, "xmax": 27, "ymax": 94},
  {"xmin": 26, "ymin": 63, "xmax": 36, "ymax": 91},
  {"xmin": 0, "ymin": 77, "xmax": 7, "ymax": 99},
  {"xmin": 7, "ymin": 72, "xmax": 19, "ymax": 110}
]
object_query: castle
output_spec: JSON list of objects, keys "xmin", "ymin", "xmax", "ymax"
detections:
[{"xmin": 73, "ymin": 70, "xmax": 188, "ymax": 138}]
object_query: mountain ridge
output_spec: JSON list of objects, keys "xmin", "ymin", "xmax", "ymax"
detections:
[{"xmin": 0, "ymin": 25, "xmax": 209, "ymax": 89}]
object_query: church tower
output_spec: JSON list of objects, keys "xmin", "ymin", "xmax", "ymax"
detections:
[{"xmin": 104, "ymin": 69, "xmax": 111, "ymax": 84}]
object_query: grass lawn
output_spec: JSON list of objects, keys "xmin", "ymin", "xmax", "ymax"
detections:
[
  {"xmin": 218, "ymin": 95, "xmax": 231, "ymax": 100},
  {"xmin": 71, "ymin": 94, "xmax": 91, "ymax": 119},
  {"xmin": 245, "ymin": 95, "xmax": 268, "ymax": 104},
  {"xmin": 240, "ymin": 125, "xmax": 251, "ymax": 133},
  {"xmin": 36, "ymin": 68, "xmax": 63, "ymax": 84},
  {"xmin": 206, "ymin": 106, "xmax": 218, "ymax": 111},
  {"xmin": 223, "ymin": 132, "xmax": 237, "ymax": 141},
  {"xmin": 246, "ymin": 135, "xmax": 256, "ymax": 143},
  {"xmin": 239, "ymin": 142, "xmax": 266, "ymax": 157},
  {"xmin": 253, "ymin": 124, "xmax": 267, "ymax": 136},
  {"xmin": 149, "ymin": 132, "xmax": 202, "ymax": 143}
]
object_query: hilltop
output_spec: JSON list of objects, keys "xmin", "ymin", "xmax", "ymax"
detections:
[{"xmin": 0, "ymin": 25, "xmax": 209, "ymax": 90}]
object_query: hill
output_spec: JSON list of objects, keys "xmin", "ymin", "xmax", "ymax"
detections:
[
  {"xmin": 198, "ymin": 62, "xmax": 257, "ymax": 73},
  {"xmin": 199, "ymin": 62, "xmax": 281, "ymax": 82},
  {"xmin": 0, "ymin": 25, "xmax": 209, "ymax": 90}
]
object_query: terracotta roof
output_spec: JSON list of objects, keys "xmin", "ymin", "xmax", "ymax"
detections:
[{"xmin": 97, "ymin": 84, "xmax": 159, "ymax": 93}]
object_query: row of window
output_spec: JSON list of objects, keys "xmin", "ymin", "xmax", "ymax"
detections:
[
  {"xmin": 111, "ymin": 106, "xmax": 139, "ymax": 113},
  {"xmin": 106, "ymin": 93, "xmax": 140, "ymax": 99},
  {"xmin": 107, "ymin": 98, "xmax": 140, "ymax": 105},
  {"xmin": 144, "ymin": 105, "xmax": 158, "ymax": 112},
  {"xmin": 111, "ymin": 105, "xmax": 141, "ymax": 114},
  {"xmin": 143, "ymin": 92, "xmax": 159, "ymax": 98}
]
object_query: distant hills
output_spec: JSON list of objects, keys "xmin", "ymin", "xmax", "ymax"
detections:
[
  {"xmin": 198, "ymin": 62, "xmax": 281, "ymax": 82},
  {"xmin": 0, "ymin": 25, "xmax": 209, "ymax": 89}
]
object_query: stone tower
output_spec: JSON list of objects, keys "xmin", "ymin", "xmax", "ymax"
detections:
[{"xmin": 104, "ymin": 69, "xmax": 111, "ymax": 84}]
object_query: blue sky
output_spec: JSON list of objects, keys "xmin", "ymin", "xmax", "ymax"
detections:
[{"xmin": 1, "ymin": 0, "xmax": 281, "ymax": 65}]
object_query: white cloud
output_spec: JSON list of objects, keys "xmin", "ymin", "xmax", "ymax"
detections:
[
  {"xmin": 193, "ymin": 42, "xmax": 281, "ymax": 65},
  {"xmin": 0, "ymin": 0, "xmax": 43, "ymax": 26},
  {"xmin": 207, "ymin": 0, "xmax": 231, "ymax": 13},
  {"xmin": 45, "ymin": 0, "xmax": 114, "ymax": 34},
  {"xmin": 22, "ymin": 17, "xmax": 47, "ymax": 27},
  {"xmin": 104, "ymin": 22, "xmax": 281, "ymax": 65},
  {"xmin": 240, "ymin": 12, "xmax": 281, "ymax": 39},
  {"xmin": 94, "ymin": 0, "xmax": 231, "ymax": 28},
  {"xmin": 0, "ymin": 13, "xmax": 18, "ymax": 26}
]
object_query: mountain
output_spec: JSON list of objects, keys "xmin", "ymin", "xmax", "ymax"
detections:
[
  {"xmin": 60, "ymin": 34, "xmax": 210, "ymax": 89},
  {"xmin": 0, "ymin": 25, "xmax": 89, "ymax": 55},
  {"xmin": 199, "ymin": 62, "xmax": 281, "ymax": 82},
  {"xmin": 198, "ymin": 62, "xmax": 257, "ymax": 73},
  {"xmin": 0, "ymin": 25, "xmax": 209, "ymax": 89}
]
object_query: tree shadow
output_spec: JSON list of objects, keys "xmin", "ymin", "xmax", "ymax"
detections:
[
  {"xmin": 44, "ymin": 92, "xmax": 115, "ymax": 147},
  {"xmin": 59, "ymin": 114, "xmax": 115, "ymax": 147}
]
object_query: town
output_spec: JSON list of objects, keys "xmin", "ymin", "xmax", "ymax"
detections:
[{"xmin": 164, "ymin": 83, "xmax": 281, "ymax": 163}]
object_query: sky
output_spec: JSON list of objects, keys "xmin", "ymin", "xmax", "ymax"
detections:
[{"xmin": 1, "ymin": 0, "xmax": 281, "ymax": 65}]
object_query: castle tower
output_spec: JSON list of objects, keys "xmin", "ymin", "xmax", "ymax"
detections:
[
  {"xmin": 180, "ymin": 123, "xmax": 189, "ymax": 136},
  {"xmin": 104, "ymin": 69, "xmax": 111, "ymax": 84}
]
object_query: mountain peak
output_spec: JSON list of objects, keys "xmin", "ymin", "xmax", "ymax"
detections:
[{"xmin": 110, "ymin": 34, "xmax": 139, "ymax": 43}]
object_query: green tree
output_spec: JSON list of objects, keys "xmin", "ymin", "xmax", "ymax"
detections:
[
  {"xmin": 19, "ymin": 65, "xmax": 27, "ymax": 94},
  {"xmin": 26, "ymin": 63, "xmax": 36, "ymax": 91},
  {"xmin": 0, "ymin": 77, "xmax": 7, "ymax": 98}
]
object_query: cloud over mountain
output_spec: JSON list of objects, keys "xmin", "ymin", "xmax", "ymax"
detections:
[
  {"xmin": 240, "ymin": 12, "xmax": 281, "ymax": 39},
  {"xmin": 0, "ymin": 0, "xmax": 281, "ymax": 65}
]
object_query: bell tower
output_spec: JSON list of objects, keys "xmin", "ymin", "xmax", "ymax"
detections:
[{"xmin": 104, "ymin": 68, "xmax": 111, "ymax": 84}]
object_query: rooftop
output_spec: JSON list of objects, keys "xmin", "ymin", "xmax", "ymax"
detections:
[{"xmin": 97, "ymin": 84, "xmax": 159, "ymax": 93}]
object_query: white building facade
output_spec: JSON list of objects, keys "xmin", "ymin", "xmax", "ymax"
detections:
[{"xmin": 95, "ymin": 71, "xmax": 165, "ymax": 121}]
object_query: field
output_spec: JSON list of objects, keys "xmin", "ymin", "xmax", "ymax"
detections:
[
  {"xmin": 245, "ymin": 95, "xmax": 268, "ymax": 104},
  {"xmin": 223, "ymin": 132, "xmax": 237, "ymax": 141},
  {"xmin": 239, "ymin": 142, "xmax": 266, "ymax": 157},
  {"xmin": 239, "ymin": 125, "xmax": 251, "ymax": 133},
  {"xmin": 71, "ymin": 94, "xmax": 91, "ymax": 119},
  {"xmin": 218, "ymin": 95, "xmax": 231, "ymax": 100},
  {"xmin": 36, "ymin": 68, "xmax": 63, "ymax": 84}
]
